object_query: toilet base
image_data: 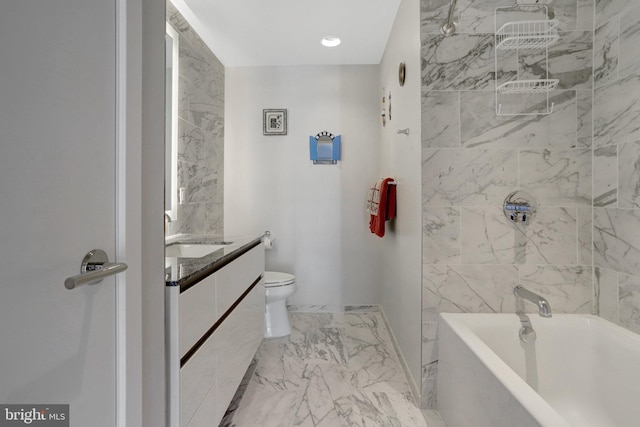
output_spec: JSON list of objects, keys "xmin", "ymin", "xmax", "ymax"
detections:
[{"xmin": 264, "ymin": 298, "xmax": 292, "ymax": 338}]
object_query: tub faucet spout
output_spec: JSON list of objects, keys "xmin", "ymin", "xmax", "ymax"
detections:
[{"xmin": 514, "ymin": 285, "xmax": 552, "ymax": 318}]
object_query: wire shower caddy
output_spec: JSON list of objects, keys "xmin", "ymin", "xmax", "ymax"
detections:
[{"xmin": 494, "ymin": 4, "xmax": 560, "ymax": 116}]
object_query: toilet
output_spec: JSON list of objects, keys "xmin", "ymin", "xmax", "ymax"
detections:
[{"xmin": 263, "ymin": 271, "xmax": 296, "ymax": 338}]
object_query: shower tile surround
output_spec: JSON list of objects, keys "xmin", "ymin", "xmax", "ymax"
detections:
[
  {"xmin": 422, "ymin": 0, "xmax": 640, "ymax": 411},
  {"xmin": 167, "ymin": 2, "xmax": 224, "ymax": 235},
  {"xmin": 420, "ymin": 0, "xmax": 600, "ymax": 409}
]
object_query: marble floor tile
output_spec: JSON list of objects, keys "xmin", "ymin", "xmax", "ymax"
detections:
[{"xmin": 223, "ymin": 311, "xmax": 432, "ymax": 426}]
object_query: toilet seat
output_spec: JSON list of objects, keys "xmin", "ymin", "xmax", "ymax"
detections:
[{"xmin": 264, "ymin": 271, "xmax": 295, "ymax": 288}]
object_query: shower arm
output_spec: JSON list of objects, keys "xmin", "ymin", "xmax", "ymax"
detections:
[{"xmin": 441, "ymin": 0, "xmax": 458, "ymax": 36}]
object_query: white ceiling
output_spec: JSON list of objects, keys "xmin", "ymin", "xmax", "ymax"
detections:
[{"xmin": 172, "ymin": 0, "xmax": 402, "ymax": 67}]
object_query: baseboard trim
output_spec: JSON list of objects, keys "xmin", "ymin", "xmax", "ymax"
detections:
[{"xmin": 378, "ymin": 305, "xmax": 421, "ymax": 404}]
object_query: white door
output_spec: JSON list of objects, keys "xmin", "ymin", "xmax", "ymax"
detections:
[{"xmin": 0, "ymin": 1, "xmax": 131, "ymax": 425}]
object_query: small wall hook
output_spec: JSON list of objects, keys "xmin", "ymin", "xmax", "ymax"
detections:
[{"xmin": 397, "ymin": 128, "xmax": 410, "ymax": 135}]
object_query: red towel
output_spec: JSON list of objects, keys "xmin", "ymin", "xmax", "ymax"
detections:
[{"xmin": 369, "ymin": 178, "xmax": 397, "ymax": 237}]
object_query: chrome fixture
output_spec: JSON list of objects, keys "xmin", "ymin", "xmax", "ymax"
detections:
[
  {"xmin": 65, "ymin": 249, "xmax": 128, "ymax": 290},
  {"xmin": 514, "ymin": 285, "xmax": 551, "ymax": 343},
  {"xmin": 503, "ymin": 190, "xmax": 536, "ymax": 226},
  {"xmin": 441, "ymin": 0, "xmax": 458, "ymax": 36},
  {"xmin": 514, "ymin": 285, "xmax": 552, "ymax": 318},
  {"xmin": 164, "ymin": 212, "xmax": 172, "ymax": 234},
  {"xmin": 516, "ymin": 313, "xmax": 537, "ymax": 343}
]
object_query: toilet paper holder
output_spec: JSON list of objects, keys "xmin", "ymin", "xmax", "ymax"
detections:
[{"xmin": 263, "ymin": 230, "xmax": 275, "ymax": 249}]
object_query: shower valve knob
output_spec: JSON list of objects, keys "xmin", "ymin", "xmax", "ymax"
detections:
[{"xmin": 503, "ymin": 191, "xmax": 536, "ymax": 226}]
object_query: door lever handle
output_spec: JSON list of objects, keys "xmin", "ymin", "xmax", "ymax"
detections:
[{"xmin": 65, "ymin": 249, "xmax": 128, "ymax": 290}]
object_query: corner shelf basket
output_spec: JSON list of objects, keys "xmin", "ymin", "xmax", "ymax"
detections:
[{"xmin": 494, "ymin": 5, "xmax": 560, "ymax": 116}]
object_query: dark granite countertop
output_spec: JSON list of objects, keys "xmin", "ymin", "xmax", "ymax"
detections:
[{"xmin": 164, "ymin": 234, "xmax": 264, "ymax": 291}]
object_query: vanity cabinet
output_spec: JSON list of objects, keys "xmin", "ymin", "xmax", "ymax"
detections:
[{"xmin": 166, "ymin": 243, "xmax": 265, "ymax": 427}]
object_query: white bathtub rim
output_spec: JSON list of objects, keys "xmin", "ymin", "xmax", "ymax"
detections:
[{"xmin": 439, "ymin": 312, "xmax": 573, "ymax": 427}]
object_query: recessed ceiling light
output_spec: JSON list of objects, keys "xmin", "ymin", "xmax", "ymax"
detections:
[{"xmin": 321, "ymin": 36, "xmax": 341, "ymax": 48}]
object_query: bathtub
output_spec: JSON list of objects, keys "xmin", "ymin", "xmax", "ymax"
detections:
[{"xmin": 437, "ymin": 313, "xmax": 640, "ymax": 427}]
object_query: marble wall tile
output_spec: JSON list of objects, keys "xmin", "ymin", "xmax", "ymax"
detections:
[
  {"xmin": 546, "ymin": 0, "xmax": 580, "ymax": 31},
  {"xmin": 552, "ymin": 31, "xmax": 593, "ymax": 90},
  {"xmin": 185, "ymin": 67, "xmax": 224, "ymax": 133},
  {"xmin": 421, "ymin": 378, "xmax": 438, "ymax": 409},
  {"xmin": 422, "ymin": 206, "xmax": 460, "ymax": 264},
  {"xmin": 420, "ymin": 0, "xmax": 599, "ymax": 409},
  {"xmin": 459, "ymin": 206, "xmax": 522, "ymax": 264},
  {"xmin": 518, "ymin": 31, "xmax": 593, "ymax": 90},
  {"xmin": 421, "ymin": 321, "xmax": 439, "ymax": 407},
  {"xmin": 422, "ymin": 0, "xmax": 578, "ymax": 34},
  {"xmin": 460, "ymin": 206, "xmax": 578, "ymax": 265},
  {"xmin": 594, "ymin": 267, "xmax": 619, "ymax": 322},
  {"xmin": 519, "ymin": 265, "xmax": 593, "ymax": 314},
  {"xmin": 176, "ymin": 203, "xmax": 205, "ymax": 234},
  {"xmin": 167, "ymin": 2, "xmax": 209, "ymax": 56},
  {"xmin": 204, "ymin": 200, "xmax": 223, "ymax": 234},
  {"xmin": 422, "ymin": 148, "xmax": 518, "ymax": 206},
  {"xmin": 458, "ymin": 0, "xmax": 508, "ymax": 34},
  {"xmin": 422, "ymin": 264, "xmax": 520, "ymax": 321},
  {"xmin": 186, "ymin": 165, "xmax": 216, "ymax": 204},
  {"xmin": 596, "ymin": 0, "xmax": 634, "ymax": 28},
  {"xmin": 594, "ymin": 207, "xmax": 640, "ymax": 276},
  {"xmin": 577, "ymin": 90, "xmax": 593, "ymax": 148},
  {"xmin": 618, "ymin": 272, "xmax": 640, "ymax": 334},
  {"xmin": 460, "ymin": 90, "xmax": 577, "ymax": 148},
  {"xmin": 177, "ymin": 35, "xmax": 212, "ymax": 88},
  {"xmin": 618, "ymin": 142, "xmax": 640, "ymax": 208},
  {"xmin": 593, "ymin": 145, "xmax": 617, "ymax": 207},
  {"xmin": 169, "ymin": 4, "xmax": 224, "ymax": 236},
  {"xmin": 594, "ymin": 73, "xmax": 640, "ymax": 148},
  {"xmin": 178, "ymin": 119, "xmax": 207, "ymax": 164},
  {"xmin": 593, "ymin": 17, "xmax": 619, "ymax": 88},
  {"xmin": 618, "ymin": 5, "xmax": 640, "ymax": 80},
  {"xmin": 420, "ymin": 0, "xmax": 451, "ymax": 35},
  {"xmin": 421, "ymin": 34, "xmax": 495, "ymax": 91},
  {"xmin": 577, "ymin": 0, "xmax": 595, "ymax": 31},
  {"xmin": 578, "ymin": 207, "xmax": 593, "ymax": 266},
  {"xmin": 495, "ymin": 0, "xmax": 578, "ymax": 32},
  {"xmin": 421, "ymin": 91, "xmax": 460, "ymax": 148},
  {"xmin": 178, "ymin": 75, "xmax": 191, "ymax": 122},
  {"xmin": 421, "ymin": 322, "xmax": 439, "ymax": 367},
  {"xmin": 519, "ymin": 148, "xmax": 592, "ymax": 207},
  {"xmin": 527, "ymin": 207, "xmax": 579, "ymax": 264}
]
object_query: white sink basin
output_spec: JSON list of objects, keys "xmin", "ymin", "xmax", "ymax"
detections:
[{"xmin": 165, "ymin": 243, "xmax": 228, "ymax": 258}]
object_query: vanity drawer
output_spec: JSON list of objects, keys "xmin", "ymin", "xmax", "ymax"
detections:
[
  {"xmin": 184, "ymin": 281, "xmax": 265, "ymax": 427},
  {"xmin": 215, "ymin": 244, "xmax": 264, "ymax": 320},
  {"xmin": 180, "ymin": 327, "xmax": 216, "ymax": 427},
  {"xmin": 179, "ymin": 273, "xmax": 216, "ymax": 358}
]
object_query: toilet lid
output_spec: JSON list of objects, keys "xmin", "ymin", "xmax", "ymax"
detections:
[{"xmin": 264, "ymin": 271, "xmax": 295, "ymax": 287}]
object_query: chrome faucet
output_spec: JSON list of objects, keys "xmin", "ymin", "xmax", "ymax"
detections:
[
  {"xmin": 514, "ymin": 285, "xmax": 552, "ymax": 318},
  {"xmin": 164, "ymin": 213, "xmax": 172, "ymax": 234}
]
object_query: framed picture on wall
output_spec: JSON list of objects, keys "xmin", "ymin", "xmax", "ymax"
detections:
[{"xmin": 263, "ymin": 109, "xmax": 287, "ymax": 135}]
